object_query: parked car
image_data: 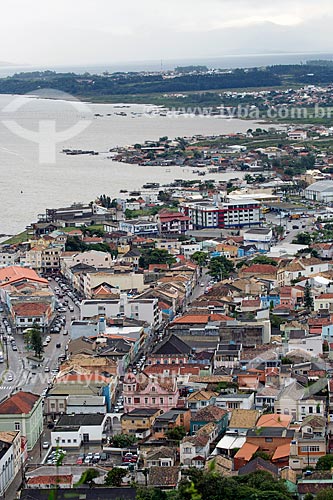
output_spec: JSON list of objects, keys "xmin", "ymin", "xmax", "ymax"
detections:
[
  {"xmin": 42, "ymin": 441, "xmax": 50, "ymax": 449},
  {"xmin": 56, "ymin": 343, "xmax": 61, "ymax": 348},
  {"xmin": 93, "ymin": 453, "xmax": 100, "ymax": 463}
]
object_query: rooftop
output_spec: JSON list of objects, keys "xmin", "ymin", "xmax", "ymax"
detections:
[{"xmin": 0, "ymin": 391, "xmax": 40, "ymax": 415}]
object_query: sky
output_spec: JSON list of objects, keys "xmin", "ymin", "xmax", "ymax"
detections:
[{"xmin": 1, "ymin": 0, "xmax": 333, "ymax": 66}]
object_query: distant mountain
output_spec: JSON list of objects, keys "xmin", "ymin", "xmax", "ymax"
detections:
[{"xmin": 0, "ymin": 61, "xmax": 19, "ymax": 67}]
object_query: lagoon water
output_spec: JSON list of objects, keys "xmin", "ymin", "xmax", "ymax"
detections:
[{"xmin": 0, "ymin": 94, "xmax": 261, "ymax": 236}]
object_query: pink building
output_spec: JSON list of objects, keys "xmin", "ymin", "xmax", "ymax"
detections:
[{"xmin": 123, "ymin": 372, "xmax": 179, "ymax": 413}]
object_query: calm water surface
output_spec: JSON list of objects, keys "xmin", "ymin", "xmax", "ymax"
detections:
[{"xmin": 0, "ymin": 95, "xmax": 261, "ymax": 235}]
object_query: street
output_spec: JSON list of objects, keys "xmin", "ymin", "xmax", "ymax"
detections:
[{"xmin": 0, "ymin": 277, "xmax": 80, "ymax": 398}]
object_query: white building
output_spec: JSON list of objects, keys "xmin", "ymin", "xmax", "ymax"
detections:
[
  {"xmin": 51, "ymin": 413, "xmax": 107, "ymax": 449},
  {"xmin": 287, "ymin": 335, "xmax": 323, "ymax": 357},
  {"xmin": 119, "ymin": 220, "xmax": 159, "ymax": 235},
  {"xmin": 181, "ymin": 199, "xmax": 261, "ymax": 229},
  {"xmin": 61, "ymin": 250, "xmax": 113, "ymax": 272},
  {"xmin": 304, "ymin": 180, "xmax": 333, "ymax": 202},
  {"xmin": 80, "ymin": 295, "xmax": 161, "ymax": 329},
  {"xmin": 243, "ymin": 228, "xmax": 273, "ymax": 251},
  {"xmin": 180, "ymin": 243, "xmax": 201, "ymax": 258},
  {"xmin": 0, "ymin": 431, "xmax": 21, "ymax": 497}
]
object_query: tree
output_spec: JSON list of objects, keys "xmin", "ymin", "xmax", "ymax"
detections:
[
  {"xmin": 292, "ymin": 232, "xmax": 312, "ymax": 245},
  {"xmin": 136, "ymin": 487, "xmax": 168, "ymax": 500},
  {"xmin": 208, "ymin": 256, "xmax": 234, "ymax": 280},
  {"xmin": 165, "ymin": 425, "xmax": 186, "ymax": 442},
  {"xmin": 316, "ymin": 454, "xmax": 333, "ymax": 471},
  {"xmin": 316, "ymin": 489, "xmax": 333, "ymax": 500},
  {"xmin": 27, "ymin": 323, "xmax": 43, "ymax": 358},
  {"xmin": 191, "ymin": 251, "xmax": 208, "ymax": 267},
  {"xmin": 304, "ymin": 280, "xmax": 313, "ymax": 310},
  {"xmin": 111, "ymin": 433, "xmax": 137, "ymax": 448},
  {"xmin": 105, "ymin": 467, "xmax": 127, "ymax": 486},
  {"xmin": 76, "ymin": 468, "xmax": 100, "ymax": 486},
  {"xmin": 251, "ymin": 255, "xmax": 277, "ymax": 266},
  {"xmin": 139, "ymin": 248, "xmax": 176, "ymax": 269}
]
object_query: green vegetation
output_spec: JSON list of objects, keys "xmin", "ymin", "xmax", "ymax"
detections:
[
  {"xmin": 208, "ymin": 256, "xmax": 234, "ymax": 280},
  {"xmin": 174, "ymin": 468, "xmax": 293, "ymax": 500},
  {"xmin": 139, "ymin": 248, "xmax": 176, "ymax": 269},
  {"xmin": 250, "ymin": 255, "xmax": 278, "ymax": 266},
  {"xmin": 191, "ymin": 251, "xmax": 208, "ymax": 267},
  {"xmin": 3, "ymin": 230, "xmax": 29, "ymax": 245},
  {"xmin": 105, "ymin": 467, "xmax": 127, "ymax": 486},
  {"xmin": 304, "ymin": 280, "xmax": 313, "ymax": 311},
  {"xmin": 316, "ymin": 454, "xmax": 333, "ymax": 471},
  {"xmin": 111, "ymin": 433, "xmax": 137, "ymax": 448},
  {"xmin": 24, "ymin": 323, "xmax": 43, "ymax": 358},
  {"xmin": 165, "ymin": 425, "xmax": 187, "ymax": 442},
  {"xmin": 65, "ymin": 236, "xmax": 116, "ymax": 256},
  {"xmin": 75, "ymin": 468, "xmax": 100, "ymax": 486}
]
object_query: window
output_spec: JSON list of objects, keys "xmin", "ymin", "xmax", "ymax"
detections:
[
  {"xmin": 160, "ymin": 398, "xmax": 164, "ymax": 404},
  {"xmin": 14, "ymin": 422, "xmax": 20, "ymax": 431},
  {"xmin": 309, "ymin": 407, "xmax": 313, "ymax": 414},
  {"xmin": 152, "ymin": 387, "xmax": 156, "ymax": 392},
  {"xmin": 134, "ymin": 397, "xmax": 140, "ymax": 404},
  {"xmin": 67, "ymin": 439, "xmax": 71, "ymax": 443},
  {"xmin": 144, "ymin": 398, "xmax": 148, "ymax": 404},
  {"xmin": 265, "ymin": 438, "xmax": 272, "ymax": 442},
  {"xmin": 152, "ymin": 398, "xmax": 156, "ymax": 404}
]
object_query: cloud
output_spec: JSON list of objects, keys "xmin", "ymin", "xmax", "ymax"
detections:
[{"xmin": 0, "ymin": 0, "xmax": 333, "ymax": 65}]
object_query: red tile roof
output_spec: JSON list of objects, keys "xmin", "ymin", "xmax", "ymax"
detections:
[
  {"xmin": 242, "ymin": 264, "xmax": 277, "ymax": 275},
  {"xmin": 27, "ymin": 475, "xmax": 72, "ymax": 485},
  {"xmin": 172, "ymin": 313, "xmax": 234, "ymax": 324},
  {"xmin": 315, "ymin": 294, "xmax": 333, "ymax": 299},
  {"xmin": 272, "ymin": 443, "xmax": 291, "ymax": 461},
  {"xmin": 0, "ymin": 266, "xmax": 47, "ymax": 286},
  {"xmin": 0, "ymin": 392, "xmax": 39, "ymax": 414},
  {"xmin": 12, "ymin": 303, "xmax": 50, "ymax": 317}
]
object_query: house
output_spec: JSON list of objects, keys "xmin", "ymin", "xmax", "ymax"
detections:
[
  {"xmin": 287, "ymin": 334, "xmax": 323, "ymax": 357},
  {"xmin": 148, "ymin": 466, "xmax": 181, "ymax": 489},
  {"xmin": 239, "ymin": 264, "xmax": 278, "ymax": 282},
  {"xmin": 238, "ymin": 457, "xmax": 279, "ymax": 477},
  {"xmin": 243, "ymin": 228, "xmax": 273, "ymax": 252},
  {"xmin": 256, "ymin": 413, "xmax": 292, "ymax": 428},
  {"xmin": 119, "ymin": 220, "xmax": 159, "ymax": 236},
  {"xmin": 145, "ymin": 447, "xmax": 176, "ymax": 467},
  {"xmin": 214, "ymin": 343, "xmax": 242, "ymax": 369},
  {"xmin": 121, "ymin": 408, "xmax": 161, "ymax": 439},
  {"xmin": 215, "ymin": 392, "xmax": 255, "ymax": 411},
  {"xmin": 187, "ymin": 390, "xmax": 218, "ymax": 413},
  {"xmin": 255, "ymin": 387, "xmax": 280, "ymax": 412},
  {"xmin": 123, "ymin": 372, "xmax": 179, "ymax": 413},
  {"xmin": 274, "ymin": 379, "xmax": 327, "ymax": 422},
  {"xmin": 153, "ymin": 408, "xmax": 191, "ymax": 438},
  {"xmin": 190, "ymin": 405, "xmax": 228, "ymax": 436},
  {"xmin": 0, "ymin": 392, "xmax": 43, "ymax": 451},
  {"xmin": 148, "ymin": 334, "xmax": 192, "ymax": 366},
  {"xmin": 180, "ymin": 434, "xmax": 210, "ymax": 468},
  {"xmin": 213, "ymin": 433, "xmax": 247, "ymax": 458},
  {"xmin": 51, "ymin": 414, "xmax": 108, "ymax": 448},
  {"xmin": 289, "ymin": 415, "xmax": 327, "ymax": 470},
  {"xmin": 234, "ymin": 428, "xmax": 295, "ymax": 470},
  {"xmin": 228, "ymin": 409, "xmax": 259, "ymax": 435},
  {"xmin": 314, "ymin": 293, "xmax": 333, "ymax": 313},
  {"xmin": 156, "ymin": 210, "xmax": 192, "ymax": 234}
]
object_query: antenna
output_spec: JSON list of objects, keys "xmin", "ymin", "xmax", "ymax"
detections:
[{"xmin": 160, "ymin": 59, "xmax": 163, "ymax": 73}]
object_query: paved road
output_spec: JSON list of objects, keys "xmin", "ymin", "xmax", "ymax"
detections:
[{"xmin": 0, "ymin": 278, "xmax": 80, "ymax": 397}]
